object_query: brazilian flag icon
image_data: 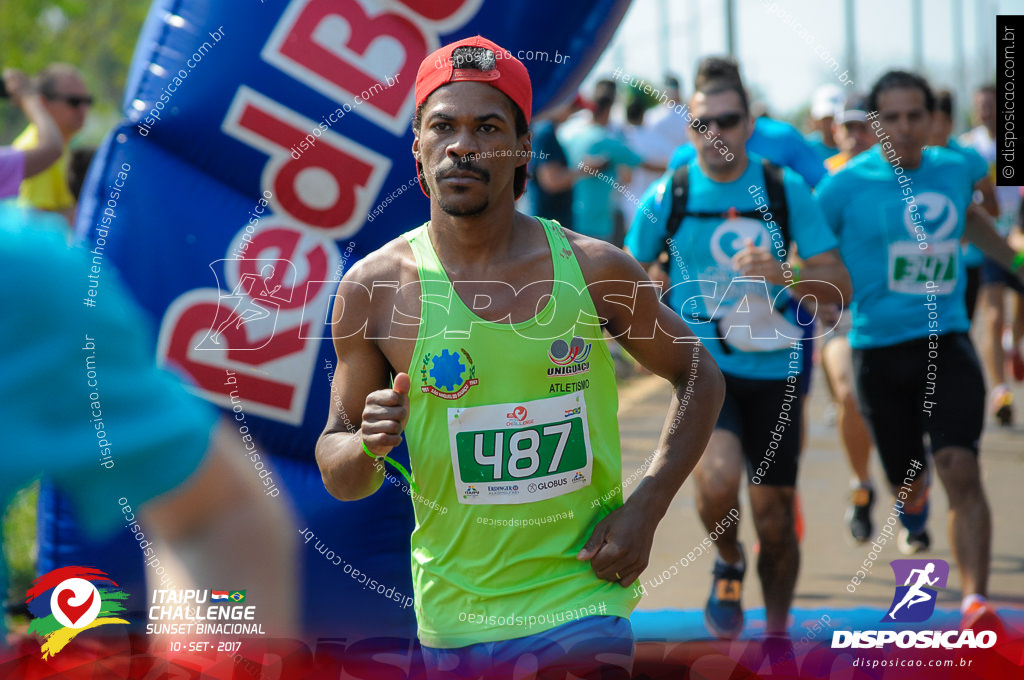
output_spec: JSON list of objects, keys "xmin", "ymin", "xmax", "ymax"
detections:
[{"xmin": 229, "ymin": 590, "xmax": 246, "ymax": 602}]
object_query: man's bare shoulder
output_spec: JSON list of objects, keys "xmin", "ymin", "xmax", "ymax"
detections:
[
  {"xmin": 330, "ymin": 234, "xmax": 423, "ymax": 343},
  {"xmin": 561, "ymin": 229, "xmax": 645, "ymax": 285},
  {"xmin": 342, "ymin": 233, "xmax": 419, "ymax": 288}
]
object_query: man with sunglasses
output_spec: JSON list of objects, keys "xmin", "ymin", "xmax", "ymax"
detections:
[
  {"xmin": 627, "ymin": 72, "xmax": 850, "ymax": 642},
  {"xmin": 316, "ymin": 36, "xmax": 725, "ymax": 679},
  {"xmin": 0, "ymin": 69, "xmax": 62, "ymax": 200},
  {"xmin": 13, "ymin": 63, "xmax": 92, "ymax": 225},
  {"xmin": 666, "ymin": 57, "xmax": 827, "ymax": 190}
]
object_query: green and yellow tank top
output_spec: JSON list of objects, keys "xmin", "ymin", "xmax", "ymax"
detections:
[{"xmin": 403, "ymin": 217, "xmax": 640, "ymax": 648}]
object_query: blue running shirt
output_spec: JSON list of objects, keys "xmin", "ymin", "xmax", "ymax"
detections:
[
  {"xmin": 1, "ymin": 204, "xmax": 217, "ymax": 633},
  {"xmin": 627, "ymin": 154, "xmax": 837, "ymax": 379},
  {"xmin": 816, "ymin": 145, "xmax": 982, "ymax": 349},
  {"xmin": 560, "ymin": 124, "xmax": 643, "ymax": 240}
]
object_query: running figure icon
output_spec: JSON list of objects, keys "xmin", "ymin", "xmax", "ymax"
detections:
[
  {"xmin": 887, "ymin": 562, "xmax": 939, "ymax": 620},
  {"xmin": 209, "ymin": 264, "xmax": 283, "ymax": 345}
]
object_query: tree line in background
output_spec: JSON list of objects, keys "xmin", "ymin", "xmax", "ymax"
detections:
[{"xmin": 0, "ymin": 0, "xmax": 147, "ymax": 143}]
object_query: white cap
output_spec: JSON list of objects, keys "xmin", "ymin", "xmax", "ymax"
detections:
[
  {"xmin": 811, "ymin": 84, "xmax": 844, "ymax": 120},
  {"xmin": 834, "ymin": 93, "xmax": 869, "ymax": 124}
]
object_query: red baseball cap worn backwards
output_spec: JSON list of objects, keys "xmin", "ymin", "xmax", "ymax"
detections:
[
  {"xmin": 415, "ymin": 36, "xmax": 532, "ymax": 124},
  {"xmin": 413, "ymin": 36, "xmax": 533, "ymax": 197}
]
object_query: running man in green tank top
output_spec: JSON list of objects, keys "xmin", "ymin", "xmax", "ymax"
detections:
[{"xmin": 315, "ymin": 36, "xmax": 726, "ymax": 680}]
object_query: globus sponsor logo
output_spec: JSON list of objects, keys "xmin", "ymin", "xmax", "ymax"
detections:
[
  {"xmin": 534, "ymin": 478, "xmax": 566, "ymax": 491},
  {"xmin": 831, "ymin": 629, "xmax": 996, "ymax": 649}
]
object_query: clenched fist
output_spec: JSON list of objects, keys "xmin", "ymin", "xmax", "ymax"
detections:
[{"xmin": 361, "ymin": 372, "xmax": 411, "ymax": 456}]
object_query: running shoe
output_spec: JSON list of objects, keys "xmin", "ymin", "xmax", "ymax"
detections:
[
  {"xmin": 991, "ymin": 385, "xmax": 1014, "ymax": 427},
  {"xmin": 898, "ymin": 528, "xmax": 931, "ymax": 555},
  {"xmin": 705, "ymin": 546, "xmax": 745, "ymax": 639},
  {"xmin": 846, "ymin": 486, "xmax": 874, "ymax": 544},
  {"xmin": 961, "ymin": 601, "xmax": 1006, "ymax": 636}
]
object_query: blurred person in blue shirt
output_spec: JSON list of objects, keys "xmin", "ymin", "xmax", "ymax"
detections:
[
  {"xmin": 0, "ymin": 204, "xmax": 298, "ymax": 645},
  {"xmin": 526, "ymin": 95, "xmax": 609, "ymax": 230},
  {"xmin": 958, "ymin": 84, "xmax": 1024, "ymax": 425},
  {"xmin": 929, "ymin": 89, "xmax": 999, "ymax": 321},
  {"xmin": 560, "ymin": 84, "xmax": 662, "ymax": 243}
]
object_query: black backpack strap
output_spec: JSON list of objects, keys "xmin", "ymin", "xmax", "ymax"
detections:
[
  {"xmin": 761, "ymin": 159, "xmax": 790, "ymax": 252},
  {"xmin": 662, "ymin": 163, "xmax": 690, "ymax": 256},
  {"xmin": 658, "ymin": 159, "xmax": 790, "ymax": 267}
]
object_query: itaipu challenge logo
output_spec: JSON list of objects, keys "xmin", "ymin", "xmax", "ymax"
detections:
[{"xmin": 26, "ymin": 566, "xmax": 130, "ymax": 659}]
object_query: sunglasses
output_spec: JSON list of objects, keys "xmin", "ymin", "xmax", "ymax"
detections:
[
  {"xmin": 692, "ymin": 111, "xmax": 745, "ymax": 131},
  {"xmin": 51, "ymin": 94, "xmax": 94, "ymax": 108}
]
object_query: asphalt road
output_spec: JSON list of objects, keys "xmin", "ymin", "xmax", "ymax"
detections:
[{"xmin": 616, "ymin": 348, "xmax": 1024, "ymax": 640}]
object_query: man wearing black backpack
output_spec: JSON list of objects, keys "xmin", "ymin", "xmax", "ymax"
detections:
[{"xmin": 626, "ymin": 71, "xmax": 850, "ymax": 642}]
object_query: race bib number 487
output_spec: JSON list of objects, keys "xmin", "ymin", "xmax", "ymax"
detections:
[{"xmin": 448, "ymin": 391, "xmax": 593, "ymax": 505}]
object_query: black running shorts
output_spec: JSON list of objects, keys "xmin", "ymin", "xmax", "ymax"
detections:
[
  {"xmin": 852, "ymin": 332, "xmax": 985, "ymax": 487},
  {"xmin": 716, "ymin": 373, "xmax": 804, "ymax": 487}
]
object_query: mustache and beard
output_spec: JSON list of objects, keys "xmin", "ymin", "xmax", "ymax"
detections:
[{"xmin": 424, "ymin": 155, "xmax": 493, "ymax": 217}]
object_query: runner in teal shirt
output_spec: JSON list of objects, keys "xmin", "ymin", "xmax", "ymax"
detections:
[
  {"xmin": 816, "ymin": 70, "xmax": 1016, "ymax": 635},
  {"xmin": 626, "ymin": 73, "xmax": 849, "ymax": 642},
  {"xmin": 817, "ymin": 144, "xmax": 984, "ymax": 349},
  {"xmin": 561, "ymin": 110, "xmax": 644, "ymax": 241},
  {"xmin": 1, "ymin": 204, "xmax": 215, "ymax": 635}
]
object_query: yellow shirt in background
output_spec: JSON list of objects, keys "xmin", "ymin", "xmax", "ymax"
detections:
[
  {"xmin": 13, "ymin": 125, "xmax": 74, "ymax": 212},
  {"xmin": 825, "ymin": 151, "xmax": 852, "ymax": 173}
]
